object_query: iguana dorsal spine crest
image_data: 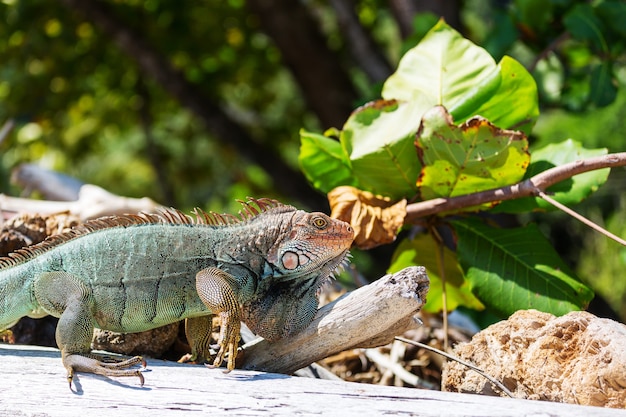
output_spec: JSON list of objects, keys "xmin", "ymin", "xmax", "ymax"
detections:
[{"xmin": 0, "ymin": 198, "xmax": 292, "ymax": 269}]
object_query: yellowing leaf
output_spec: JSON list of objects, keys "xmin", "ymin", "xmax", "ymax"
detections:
[
  {"xmin": 416, "ymin": 106, "xmax": 529, "ymax": 204},
  {"xmin": 328, "ymin": 186, "xmax": 407, "ymax": 250}
]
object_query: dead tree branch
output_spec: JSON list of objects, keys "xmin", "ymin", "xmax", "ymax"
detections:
[
  {"xmin": 1, "ymin": 164, "xmax": 159, "ymax": 220},
  {"xmin": 404, "ymin": 152, "xmax": 626, "ymax": 223}
]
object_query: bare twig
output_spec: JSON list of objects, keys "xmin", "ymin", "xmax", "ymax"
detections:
[
  {"xmin": 364, "ymin": 347, "xmax": 439, "ymax": 390},
  {"xmin": 0, "ymin": 185, "xmax": 159, "ymax": 220},
  {"xmin": 11, "ymin": 164, "xmax": 83, "ymax": 201},
  {"xmin": 404, "ymin": 152, "xmax": 626, "ymax": 223},
  {"xmin": 395, "ymin": 336, "xmax": 514, "ymax": 398},
  {"xmin": 431, "ymin": 228, "xmax": 449, "ymax": 350},
  {"xmin": 537, "ymin": 191, "xmax": 626, "ymax": 246}
]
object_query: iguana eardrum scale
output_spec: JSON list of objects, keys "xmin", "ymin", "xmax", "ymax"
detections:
[{"xmin": 0, "ymin": 198, "xmax": 354, "ymax": 387}]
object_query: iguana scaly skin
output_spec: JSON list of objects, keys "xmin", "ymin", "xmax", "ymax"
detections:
[{"xmin": 0, "ymin": 198, "xmax": 354, "ymax": 387}]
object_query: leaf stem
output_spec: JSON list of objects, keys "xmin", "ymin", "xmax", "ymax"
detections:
[
  {"xmin": 537, "ymin": 190, "xmax": 626, "ymax": 246},
  {"xmin": 430, "ymin": 228, "xmax": 449, "ymax": 350}
]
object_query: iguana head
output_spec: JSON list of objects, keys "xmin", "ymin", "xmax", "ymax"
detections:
[
  {"xmin": 243, "ymin": 208, "xmax": 354, "ymax": 341},
  {"xmin": 266, "ymin": 210, "xmax": 354, "ymax": 279}
]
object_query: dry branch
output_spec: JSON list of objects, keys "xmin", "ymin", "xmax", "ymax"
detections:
[
  {"xmin": 404, "ymin": 152, "xmax": 626, "ymax": 223},
  {"xmin": 0, "ymin": 164, "xmax": 159, "ymax": 221},
  {"xmin": 0, "ymin": 186, "xmax": 159, "ymax": 221},
  {"xmin": 240, "ymin": 266, "xmax": 429, "ymax": 374}
]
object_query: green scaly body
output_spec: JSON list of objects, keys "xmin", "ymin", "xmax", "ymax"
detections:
[{"xmin": 0, "ymin": 199, "xmax": 354, "ymax": 386}]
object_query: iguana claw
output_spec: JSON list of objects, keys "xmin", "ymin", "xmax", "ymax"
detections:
[
  {"xmin": 63, "ymin": 352, "xmax": 146, "ymax": 389},
  {"xmin": 211, "ymin": 310, "xmax": 241, "ymax": 372}
]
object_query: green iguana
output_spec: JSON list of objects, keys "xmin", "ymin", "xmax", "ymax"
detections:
[{"xmin": 0, "ymin": 198, "xmax": 354, "ymax": 387}]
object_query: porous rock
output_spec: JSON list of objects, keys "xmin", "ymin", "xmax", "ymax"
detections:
[{"xmin": 442, "ymin": 309, "xmax": 626, "ymax": 409}]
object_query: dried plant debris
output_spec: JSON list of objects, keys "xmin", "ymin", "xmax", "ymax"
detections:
[
  {"xmin": 319, "ymin": 314, "xmax": 472, "ymax": 390},
  {"xmin": 0, "ymin": 212, "xmax": 80, "ymax": 257}
]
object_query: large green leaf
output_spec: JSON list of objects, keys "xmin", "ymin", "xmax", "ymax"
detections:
[
  {"xmin": 451, "ymin": 56, "xmax": 539, "ymax": 135},
  {"xmin": 382, "ymin": 20, "xmax": 497, "ymax": 106},
  {"xmin": 382, "ymin": 21, "xmax": 538, "ymax": 134},
  {"xmin": 342, "ymin": 99, "xmax": 426, "ymax": 199},
  {"xmin": 493, "ymin": 139, "xmax": 609, "ymax": 213},
  {"xmin": 597, "ymin": 0, "xmax": 626, "ymax": 37},
  {"xmin": 416, "ymin": 106, "xmax": 529, "ymax": 202},
  {"xmin": 589, "ymin": 62, "xmax": 618, "ymax": 108},
  {"xmin": 453, "ymin": 218, "xmax": 594, "ymax": 317},
  {"xmin": 299, "ymin": 20, "xmax": 539, "ymax": 200},
  {"xmin": 388, "ymin": 234, "xmax": 484, "ymax": 313},
  {"xmin": 298, "ymin": 129, "xmax": 357, "ymax": 193}
]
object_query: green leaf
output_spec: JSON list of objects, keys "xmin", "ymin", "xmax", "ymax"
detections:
[
  {"xmin": 383, "ymin": 21, "xmax": 538, "ymax": 134},
  {"xmin": 564, "ymin": 4, "xmax": 608, "ymax": 53},
  {"xmin": 382, "ymin": 20, "xmax": 497, "ymax": 106},
  {"xmin": 514, "ymin": 0, "xmax": 554, "ymax": 33},
  {"xmin": 302, "ymin": 20, "xmax": 539, "ymax": 200},
  {"xmin": 597, "ymin": 0, "xmax": 626, "ymax": 37},
  {"xmin": 342, "ymin": 99, "xmax": 426, "ymax": 199},
  {"xmin": 493, "ymin": 139, "xmax": 609, "ymax": 213},
  {"xmin": 453, "ymin": 218, "xmax": 594, "ymax": 317},
  {"xmin": 446, "ymin": 66, "xmax": 502, "ymax": 123},
  {"xmin": 298, "ymin": 129, "xmax": 357, "ymax": 194},
  {"xmin": 483, "ymin": 11, "xmax": 518, "ymax": 59},
  {"xmin": 452, "ymin": 56, "xmax": 539, "ymax": 135},
  {"xmin": 589, "ymin": 62, "xmax": 617, "ymax": 108},
  {"xmin": 388, "ymin": 234, "xmax": 484, "ymax": 313},
  {"xmin": 416, "ymin": 106, "xmax": 529, "ymax": 202},
  {"xmin": 301, "ymin": 20, "xmax": 542, "ymax": 199}
]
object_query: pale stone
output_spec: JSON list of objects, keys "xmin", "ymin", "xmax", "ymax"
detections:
[{"xmin": 442, "ymin": 309, "xmax": 626, "ymax": 409}]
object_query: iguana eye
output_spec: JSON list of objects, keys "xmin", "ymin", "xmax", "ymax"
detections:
[{"xmin": 312, "ymin": 216, "xmax": 328, "ymax": 229}]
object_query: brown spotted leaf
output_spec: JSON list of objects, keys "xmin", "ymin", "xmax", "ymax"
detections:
[
  {"xmin": 328, "ymin": 186, "xmax": 407, "ymax": 250},
  {"xmin": 416, "ymin": 106, "xmax": 529, "ymax": 204}
]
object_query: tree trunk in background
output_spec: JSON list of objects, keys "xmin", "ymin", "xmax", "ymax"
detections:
[
  {"xmin": 329, "ymin": 0, "xmax": 393, "ymax": 84},
  {"xmin": 246, "ymin": 0, "xmax": 359, "ymax": 129},
  {"xmin": 390, "ymin": 0, "xmax": 462, "ymax": 38},
  {"xmin": 58, "ymin": 0, "xmax": 326, "ymax": 210}
]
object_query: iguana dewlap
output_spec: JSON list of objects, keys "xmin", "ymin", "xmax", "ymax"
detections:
[{"xmin": 0, "ymin": 198, "xmax": 354, "ymax": 387}]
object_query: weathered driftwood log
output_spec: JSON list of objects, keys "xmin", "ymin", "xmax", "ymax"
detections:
[
  {"xmin": 1, "ymin": 343, "xmax": 624, "ymax": 417},
  {"xmin": 240, "ymin": 266, "xmax": 429, "ymax": 374}
]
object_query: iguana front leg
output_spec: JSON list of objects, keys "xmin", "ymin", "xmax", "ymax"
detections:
[
  {"xmin": 195, "ymin": 267, "xmax": 242, "ymax": 372},
  {"xmin": 34, "ymin": 272, "xmax": 145, "ymax": 388}
]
